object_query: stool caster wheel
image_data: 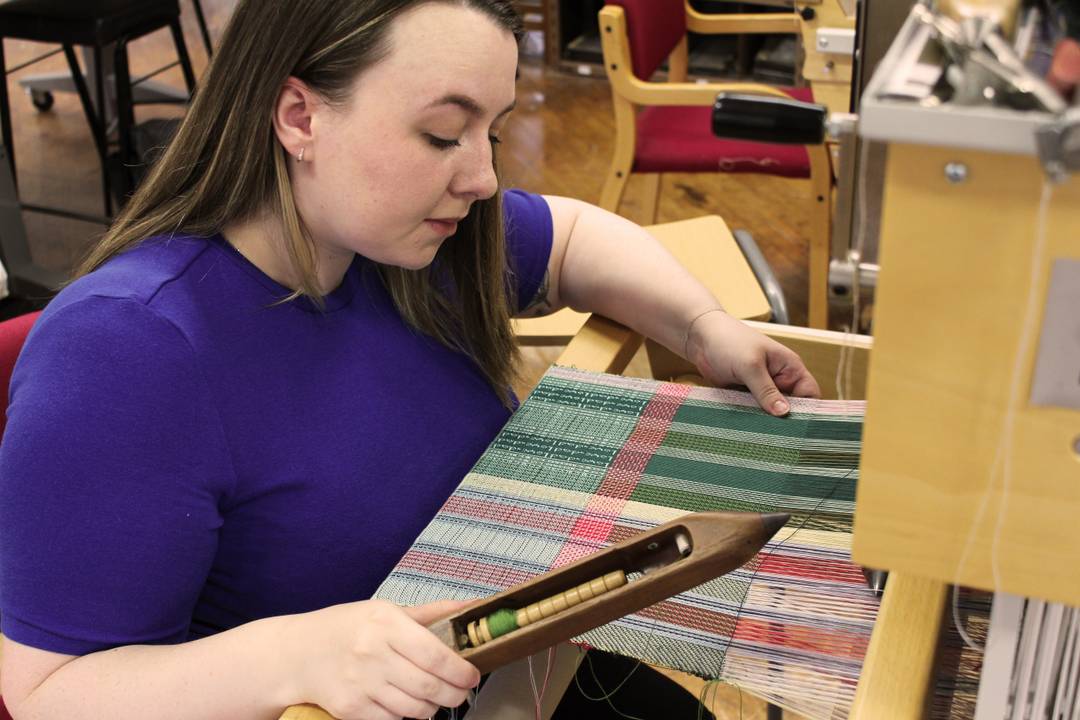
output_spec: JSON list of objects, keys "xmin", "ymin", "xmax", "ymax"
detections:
[{"xmin": 30, "ymin": 90, "xmax": 55, "ymax": 112}]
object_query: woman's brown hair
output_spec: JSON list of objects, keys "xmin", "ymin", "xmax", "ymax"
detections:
[{"xmin": 76, "ymin": 0, "xmax": 524, "ymax": 404}]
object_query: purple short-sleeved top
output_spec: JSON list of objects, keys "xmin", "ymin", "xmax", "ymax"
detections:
[{"xmin": 0, "ymin": 189, "xmax": 552, "ymax": 655}]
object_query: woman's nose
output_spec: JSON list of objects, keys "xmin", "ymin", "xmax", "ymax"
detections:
[{"xmin": 451, "ymin": 139, "xmax": 498, "ymax": 200}]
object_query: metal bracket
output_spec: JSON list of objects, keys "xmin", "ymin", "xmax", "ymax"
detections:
[
  {"xmin": 1035, "ymin": 107, "xmax": 1080, "ymax": 184},
  {"xmin": 816, "ymin": 28, "xmax": 856, "ymax": 56}
]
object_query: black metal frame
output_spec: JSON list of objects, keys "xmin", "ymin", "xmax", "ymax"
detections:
[
  {"xmin": 0, "ymin": 11, "xmax": 198, "ymax": 222},
  {"xmin": 0, "ymin": 144, "xmax": 66, "ymax": 300},
  {"xmin": 110, "ymin": 17, "xmax": 197, "ymax": 210},
  {"xmin": 190, "ymin": 0, "xmax": 213, "ymax": 58}
]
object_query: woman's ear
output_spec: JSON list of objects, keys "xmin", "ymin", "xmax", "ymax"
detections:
[{"xmin": 273, "ymin": 77, "xmax": 317, "ymax": 162}]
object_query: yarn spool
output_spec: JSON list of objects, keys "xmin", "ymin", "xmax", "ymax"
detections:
[{"xmin": 463, "ymin": 570, "xmax": 628, "ymax": 648}]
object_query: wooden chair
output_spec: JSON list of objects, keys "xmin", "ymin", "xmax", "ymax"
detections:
[{"xmin": 598, "ymin": 0, "xmax": 834, "ymax": 328}]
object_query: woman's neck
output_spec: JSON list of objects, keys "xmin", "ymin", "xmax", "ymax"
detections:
[{"xmin": 222, "ymin": 212, "xmax": 353, "ymax": 295}]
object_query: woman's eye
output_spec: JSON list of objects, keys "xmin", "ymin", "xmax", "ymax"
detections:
[
  {"xmin": 489, "ymin": 136, "xmax": 502, "ymax": 145},
  {"xmin": 426, "ymin": 134, "xmax": 461, "ymax": 150}
]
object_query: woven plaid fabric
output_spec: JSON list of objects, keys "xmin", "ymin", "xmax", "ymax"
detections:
[{"xmin": 376, "ymin": 366, "xmax": 877, "ymax": 719}]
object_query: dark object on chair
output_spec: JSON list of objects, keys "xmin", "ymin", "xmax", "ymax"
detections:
[
  {"xmin": 710, "ymin": 92, "xmax": 833, "ymax": 325},
  {"xmin": 0, "ymin": 0, "xmax": 197, "ymax": 218},
  {"xmin": 712, "ymin": 92, "xmax": 828, "ymax": 145}
]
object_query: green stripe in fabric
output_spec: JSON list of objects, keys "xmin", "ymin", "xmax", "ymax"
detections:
[
  {"xmin": 529, "ymin": 378, "xmax": 653, "ymax": 416},
  {"xmin": 797, "ymin": 449, "xmax": 862, "ymax": 468},
  {"xmin": 676, "ymin": 403, "xmax": 863, "ymax": 441},
  {"xmin": 662, "ymin": 430, "xmax": 801, "ymax": 465},
  {"xmin": 629, "ymin": 482, "xmax": 784, "ymax": 514},
  {"xmin": 508, "ymin": 402, "xmax": 639, "ymax": 445},
  {"xmin": 635, "ymin": 472, "xmax": 855, "ymax": 514},
  {"xmin": 487, "ymin": 430, "xmax": 618, "ymax": 467},
  {"xmin": 471, "ymin": 450, "xmax": 610, "ymax": 493},
  {"xmin": 666, "ymin": 421, "xmax": 862, "ymax": 453},
  {"xmin": 655, "ymin": 444, "xmax": 861, "ymax": 479},
  {"xmin": 640, "ymin": 455, "xmax": 857, "ymax": 502},
  {"xmin": 628, "ymin": 483, "xmax": 853, "ymax": 531},
  {"xmin": 674, "ymin": 404, "xmax": 813, "ymax": 437},
  {"xmin": 805, "ymin": 420, "xmax": 864, "ymax": 442}
]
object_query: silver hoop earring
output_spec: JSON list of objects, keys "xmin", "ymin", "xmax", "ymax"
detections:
[{"xmin": 297, "ymin": 147, "xmax": 305, "ymax": 162}]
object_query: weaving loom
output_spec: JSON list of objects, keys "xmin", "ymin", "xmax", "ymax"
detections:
[{"xmin": 375, "ymin": 365, "xmax": 875, "ymax": 720}]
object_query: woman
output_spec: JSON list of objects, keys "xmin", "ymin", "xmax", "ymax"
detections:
[{"xmin": 0, "ymin": 1, "xmax": 819, "ymax": 718}]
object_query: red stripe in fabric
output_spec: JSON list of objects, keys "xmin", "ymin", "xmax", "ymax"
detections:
[
  {"xmin": 637, "ymin": 599, "xmax": 869, "ymax": 661},
  {"xmin": 554, "ymin": 383, "xmax": 690, "ymax": 567},
  {"xmin": 731, "ymin": 615, "xmax": 870, "ymax": 660},
  {"xmin": 755, "ymin": 554, "xmax": 867, "ymax": 584},
  {"xmin": 606, "ymin": 523, "xmax": 644, "ymax": 545},
  {"xmin": 637, "ymin": 599, "xmax": 738, "ymax": 639}
]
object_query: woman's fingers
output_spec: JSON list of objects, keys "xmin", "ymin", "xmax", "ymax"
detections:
[
  {"xmin": 389, "ymin": 604, "xmax": 479, "ymax": 691},
  {"xmin": 383, "ymin": 653, "xmax": 470, "ymax": 711},
  {"xmin": 738, "ymin": 356, "xmax": 790, "ymax": 416},
  {"xmin": 403, "ymin": 600, "xmax": 469, "ymax": 627},
  {"xmin": 730, "ymin": 340, "xmax": 823, "ymax": 414},
  {"xmin": 372, "ymin": 682, "xmax": 441, "ymax": 720},
  {"xmin": 769, "ymin": 347, "xmax": 822, "ymax": 399},
  {"xmin": 789, "ymin": 370, "xmax": 822, "ymax": 399}
]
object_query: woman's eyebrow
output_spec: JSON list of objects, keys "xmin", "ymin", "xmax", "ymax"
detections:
[{"xmin": 426, "ymin": 94, "xmax": 516, "ymax": 119}]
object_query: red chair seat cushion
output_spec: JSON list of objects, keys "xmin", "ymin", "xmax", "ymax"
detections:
[{"xmin": 633, "ymin": 88, "xmax": 814, "ymax": 177}]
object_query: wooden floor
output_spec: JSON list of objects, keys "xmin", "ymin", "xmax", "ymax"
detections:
[{"xmin": 1, "ymin": 3, "xmax": 814, "ymax": 718}]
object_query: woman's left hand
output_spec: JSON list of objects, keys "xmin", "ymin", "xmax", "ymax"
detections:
[{"xmin": 685, "ymin": 310, "xmax": 821, "ymax": 416}]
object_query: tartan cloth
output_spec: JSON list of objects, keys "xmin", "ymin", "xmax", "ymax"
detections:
[{"xmin": 375, "ymin": 366, "xmax": 878, "ymax": 719}]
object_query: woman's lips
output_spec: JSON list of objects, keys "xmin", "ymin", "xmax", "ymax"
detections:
[{"xmin": 425, "ymin": 218, "xmax": 459, "ymax": 235}]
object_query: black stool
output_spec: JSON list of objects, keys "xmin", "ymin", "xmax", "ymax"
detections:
[{"xmin": 0, "ymin": 0, "xmax": 197, "ymax": 219}]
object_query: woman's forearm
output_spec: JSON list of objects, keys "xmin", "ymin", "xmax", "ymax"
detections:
[
  {"xmin": 546, "ymin": 196, "xmax": 723, "ymax": 358},
  {"xmin": 544, "ymin": 196, "xmax": 822, "ymax": 409},
  {"xmin": 8, "ymin": 615, "xmax": 299, "ymax": 720},
  {"xmin": 6, "ymin": 599, "xmax": 476, "ymax": 720}
]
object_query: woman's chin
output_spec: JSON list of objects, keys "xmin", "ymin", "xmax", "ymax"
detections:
[{"xmin": 396, "ymin": 245, "xmax": 443, "ymax": 270}]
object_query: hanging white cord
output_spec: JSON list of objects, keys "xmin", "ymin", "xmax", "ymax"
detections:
[{"xmin": 950, "ymin": 178, "xmax": 1055, "ymax": 653}]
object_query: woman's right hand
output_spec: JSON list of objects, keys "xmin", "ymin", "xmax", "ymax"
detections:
[{"xmin": 285, "ymin": 599, "xmax": 480, "ymax": 720}]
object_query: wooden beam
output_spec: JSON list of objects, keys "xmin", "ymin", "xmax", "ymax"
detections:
[{"xmin": 850, "ymin": 574, "xmax": 949, "ymax": 720}]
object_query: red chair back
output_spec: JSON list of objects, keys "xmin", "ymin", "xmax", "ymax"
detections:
[
  {"xmin": 0, "ymin": 311, "xmax": 39, "ymax": 719},
  {"xmin": 606, "ymin": 0, "xmax": 687, "ymax": 80},
  {"xmin": 0, "ymin": 311, "xmax": 41, "ymax": 440}
]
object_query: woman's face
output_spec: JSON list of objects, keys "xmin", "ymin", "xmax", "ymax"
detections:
[{"xmin": 293, "ymin": 3, "xmax": 519, "ymax": 271}]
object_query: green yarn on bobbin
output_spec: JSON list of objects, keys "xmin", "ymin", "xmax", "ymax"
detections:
[{"xmin": 486, "ymin": 608, "xmax": 519, "ymax": 639}]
